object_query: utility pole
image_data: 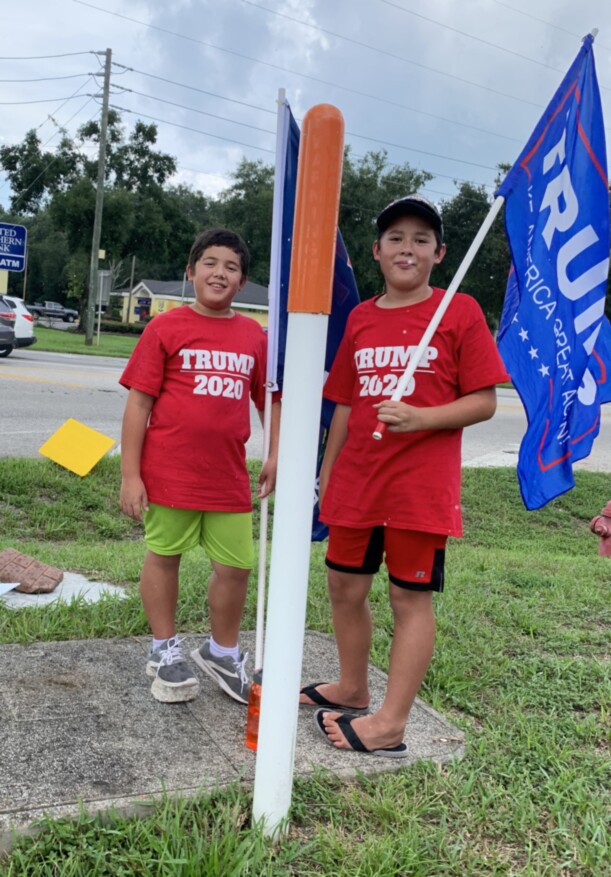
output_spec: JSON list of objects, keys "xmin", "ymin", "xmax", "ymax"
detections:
[
  {"xmin": 85, "ymin": 48, "xmax": 112, "ymax": 346},
  {"xmin": 126, "ymin": 254, "xmax": 136, "ymax": 323}
]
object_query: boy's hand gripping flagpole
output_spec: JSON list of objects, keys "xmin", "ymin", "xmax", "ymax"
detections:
[
  {"xmin": 372, "ymin": 196, "xmax": 505, "ymax": 439},
  {"xmin": 252, "ymin": 103, "xmax": 345, "ymax": 837}
]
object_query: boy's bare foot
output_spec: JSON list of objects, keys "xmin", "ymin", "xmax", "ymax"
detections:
[
  {"xmin": 320, "ymin": 710, "xmax": 405, "ymax": 753},
  {"xmin": 299, "ymin": 681, "xmax": 369, "ymax": 712}
]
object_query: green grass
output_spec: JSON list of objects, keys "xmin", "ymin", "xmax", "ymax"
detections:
[
  {"xmin": 0, "ymin": 459, "xmax": 609, "ymax": 876},
  {"xmin": 33, "ymin": 326, "xmax": 139, "ymax": 358}
]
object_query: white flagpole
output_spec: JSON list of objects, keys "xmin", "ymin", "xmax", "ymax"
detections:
[
  {"xmin": 255, "ymin": 88, "xmax": 289, "ymax": 670},
  {"xmin": 372, "ymin": 194, "xmax": 506, "ymax": 439},
  {"xmin": 255, "ymin": 398, "xmax": 272, "ymax": 671}
]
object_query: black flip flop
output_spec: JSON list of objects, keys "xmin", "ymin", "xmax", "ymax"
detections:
[
  {"xmin": 300, "ymin": 682, "xmax": 369, "ymax": 714},
  {"xmin": 314, "ymin": 709, "xmax": 408, "ymax": 759}
]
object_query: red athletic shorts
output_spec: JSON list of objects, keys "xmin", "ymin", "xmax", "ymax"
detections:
[{"xmin": 326, "ymin": 525, "xmax": 447, "ymax": 592}]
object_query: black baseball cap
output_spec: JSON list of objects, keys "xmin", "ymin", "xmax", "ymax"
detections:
[{"xmin": 376, "ymin": 194, "xmax": 443, "ymax": 240}]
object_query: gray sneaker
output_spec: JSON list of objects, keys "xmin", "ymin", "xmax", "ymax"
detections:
[
  {"xmin": 190, "ymin": 637, "xmax": 250, "ymax": 704},
  {"xmin": 146, "ymin": 636, "xmax": 200, "ymax": 703}
]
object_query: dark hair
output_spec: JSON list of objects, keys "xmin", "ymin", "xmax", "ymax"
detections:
[{"xmin": 188, "ymin": 228, "xmax": 250, "ymax": 275}]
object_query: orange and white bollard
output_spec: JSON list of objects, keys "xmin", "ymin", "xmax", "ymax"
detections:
[{"xmin": 252, "ymin": 104, "xmax": 345, "ymax": 837}]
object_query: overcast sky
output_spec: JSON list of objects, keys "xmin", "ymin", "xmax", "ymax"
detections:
[{"xmin": 2, "ymin": 0, "xmax": 610, "ymax": 210}]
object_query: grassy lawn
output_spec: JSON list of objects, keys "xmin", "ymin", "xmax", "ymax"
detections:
[
  {"xmin": 32, "ymin": 326, "xmax": 140, "ymax": 358},
  {"xmin": 0, "ymin": 459, "xmax": 609, "ymax": 875}
]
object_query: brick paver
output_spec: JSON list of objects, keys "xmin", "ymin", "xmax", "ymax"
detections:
[{"xmin": 0, "ymin": 549, "xmax": 63, "ymax": 593}]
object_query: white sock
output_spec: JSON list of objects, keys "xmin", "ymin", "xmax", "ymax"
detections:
[
  {"xmin": 209, "ymin": 637, "xmax": 239, "ymax": 661},
  {"xmin": 152, "ymin": 637, "xmax": 170, "ymax": 651}
]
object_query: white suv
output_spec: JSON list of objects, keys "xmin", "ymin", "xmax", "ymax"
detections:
[{"xmin": 2, "ymin": 296, "xmax": 37, "ymax": 349}]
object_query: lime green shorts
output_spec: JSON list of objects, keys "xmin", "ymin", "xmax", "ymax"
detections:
[{"xmin": 143, "ymin": 503, "xmax": 254, "ymax": 569}]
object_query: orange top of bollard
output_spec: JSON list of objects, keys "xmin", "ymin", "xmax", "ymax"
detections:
[{"xmin": 288, "ymin": 104, "xmax": 345, "ymax": 316}]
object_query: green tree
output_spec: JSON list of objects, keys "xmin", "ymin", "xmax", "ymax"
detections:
[
  {"xmin": 156, "ymin": 185, "xmax": 213, "ymax": 278},
  {"xmin": 23, "ymin": 212, "xmax": 71, "ymax": 300},
  {"xmin": 217, "ymin": 159, "xmax": 275, "ymax": 285},
  {"xmin": 78, "ymin": 115, "xmax": 177, "ymax": 190},
  {"xmin": 0, "ymin": 114, "xmax": 184, "ymax": 305},
  {"xmin": 338, "ymin": 149, "xmax": 432, "ymax": 298},
  {"xmin": 434, "ymin": 181, "xmax": 510, "ymax": 328},
  {"xmin": 0, "ymin": 130, "xmax": 81, "ymax": 213}
]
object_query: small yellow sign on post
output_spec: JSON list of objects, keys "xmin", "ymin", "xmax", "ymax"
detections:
[{"xmin": 38, "ymin": 419, "xmax": 116, "ymax": 476}]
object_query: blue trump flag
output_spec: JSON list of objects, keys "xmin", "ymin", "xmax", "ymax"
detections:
[
  {"xmin": 267, "ymin": 98, "xmax": 360, "ymax": 539},
  {"xmin": 496, "ymin": 33, "xmax": 611, "ymax": 510}
]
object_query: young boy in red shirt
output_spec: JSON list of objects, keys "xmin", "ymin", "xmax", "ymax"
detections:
[
  {"xmin": 120, "ymin": 228, "xmax": 279, "ymax": 704},
  {"xmin": 300, "ymin": 195, "xmax": 508, "ymax": 756}
]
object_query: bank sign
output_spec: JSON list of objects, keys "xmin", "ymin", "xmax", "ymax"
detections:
[{"xmin": 0, "ymin": 222, "xmax": 27, "ymax": 272}]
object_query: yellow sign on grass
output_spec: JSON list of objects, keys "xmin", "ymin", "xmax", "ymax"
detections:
[{"xmin": 39, "ymin": 418, "xmax": 116, "ymax": 476}]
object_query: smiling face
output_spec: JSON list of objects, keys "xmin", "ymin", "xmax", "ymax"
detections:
[
  {"xmin": 187, "ymin": 245, "xmax": 247, "ymax": 316},
  {"xmin": 372, "ymin": 215, "xmax": 446, "ymax": 306}
]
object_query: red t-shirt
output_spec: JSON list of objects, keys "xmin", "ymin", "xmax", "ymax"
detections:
[
  {"xmin": 320, "ymin": 290, "xmax": 510, "ymax": 536},
  {"xmin": 120, "ymin": 306, "xmax": 268, "ymax": 512}
]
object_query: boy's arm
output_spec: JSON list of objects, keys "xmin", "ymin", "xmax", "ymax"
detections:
[
  {"xmin": 120, "ymin": 388, "xmax": 155, "ymax": 520},
  {"xmin": 319, "ymin": 403, "xmax": 351, "ymax": 507},
  {"xmin": 257, "ymin": 399, "xmax": 281, "ymax": 498},
  {"xmin": 374, "ymin": 387, "xmax": 497, "ymax": 433}
]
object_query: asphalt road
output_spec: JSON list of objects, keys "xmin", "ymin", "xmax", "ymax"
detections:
[{"xmin": 1, "ymin": 347, "xmax": 610, "ymax": 472}]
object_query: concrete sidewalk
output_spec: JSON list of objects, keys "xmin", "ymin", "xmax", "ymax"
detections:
[{"xmin": 0, "ymin": 630, "xmax": 465, "ymax": 850}]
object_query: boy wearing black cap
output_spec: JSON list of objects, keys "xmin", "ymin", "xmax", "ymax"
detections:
[{"xmin": 301, "ymin": 195, "xmax": 508, "ymax": 757}]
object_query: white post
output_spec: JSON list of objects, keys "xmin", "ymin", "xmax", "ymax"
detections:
[{"xmin": 252, "ymin": 313, "xmax": 328, "ymax": 834}]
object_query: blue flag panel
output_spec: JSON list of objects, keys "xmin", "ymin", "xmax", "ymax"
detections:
[{"xmin": 496, "ymin": 34, "xmax": 611, "ymax": 510}]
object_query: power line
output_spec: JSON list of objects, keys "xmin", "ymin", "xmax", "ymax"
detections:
[
  {"xmin": 171, "ymin": 157, "xmax": 496, "ymax": 215},
  {"xmin": 379, "ymin": 0, "xmax": 570, "ymax": 75},
  {"xmin": 115, "ymin": 87, "xmax": 277, "ymax": 136},
  {"xmin": 114, "ymin": 64, "xmax": 276, "ymax": 116},
  {"xmin": 39, "ymin": 97, "xmax": 98, "ymax": 144},
  {"xmin": 346, "ymin": 130, "xmax": 499, "ymax": 171},
  {"xmin": 0, "ymin": 94, "xmax": 94, "ymax": 106},
  {"xmin": 0, "ymin": 74, "xmax": 92, "ymax": 83},
  {"xmin": 113, "ymin": 86, "xmax": 503, "ymax": 175},
  {"xmin": 0, "ymin": 75, "xmax": 97, "ymax": 198},
  {"xmin": 108, "ymin": 104, "xmax": 276, "ymax": 154},
  {"xmin": 6, "ymin": 108, "xmax": 102, "ymax": 212},
  {"xmin": 244, "ymin": 0, "xmax": 572, "ymax": 77},
  {"xmin": 35, "ymin": 76, "xmax": 98, "ymax": 131},
  {"xmin": 173, "ymin": 147, "xmax": 495, "ymax": 196},
  {"xmin": 488, "ymin": 0, "xmax": 611, "ymax": 53},
  {"xmin": 116, "ymin": 58, "xmax": 524, "ymax": 147},
  {"xmin": 0, "ymin": 51, "xmax": 95, "ymax": 60},
  {"xmin": 73, "ymin": 0, "xmax": 548, "ymax": 113}
]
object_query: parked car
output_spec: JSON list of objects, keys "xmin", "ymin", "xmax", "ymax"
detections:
[
  {"xmin": 1, "ymin": 295, "xmax": 37, "ymax": 348},
  {"xmin": 28, "ymin": 300, "xmax": 79, "ymax": 323},
  {"xmin": 0, "ymin": 296, "xmax": 16, "ymax": 357}
]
